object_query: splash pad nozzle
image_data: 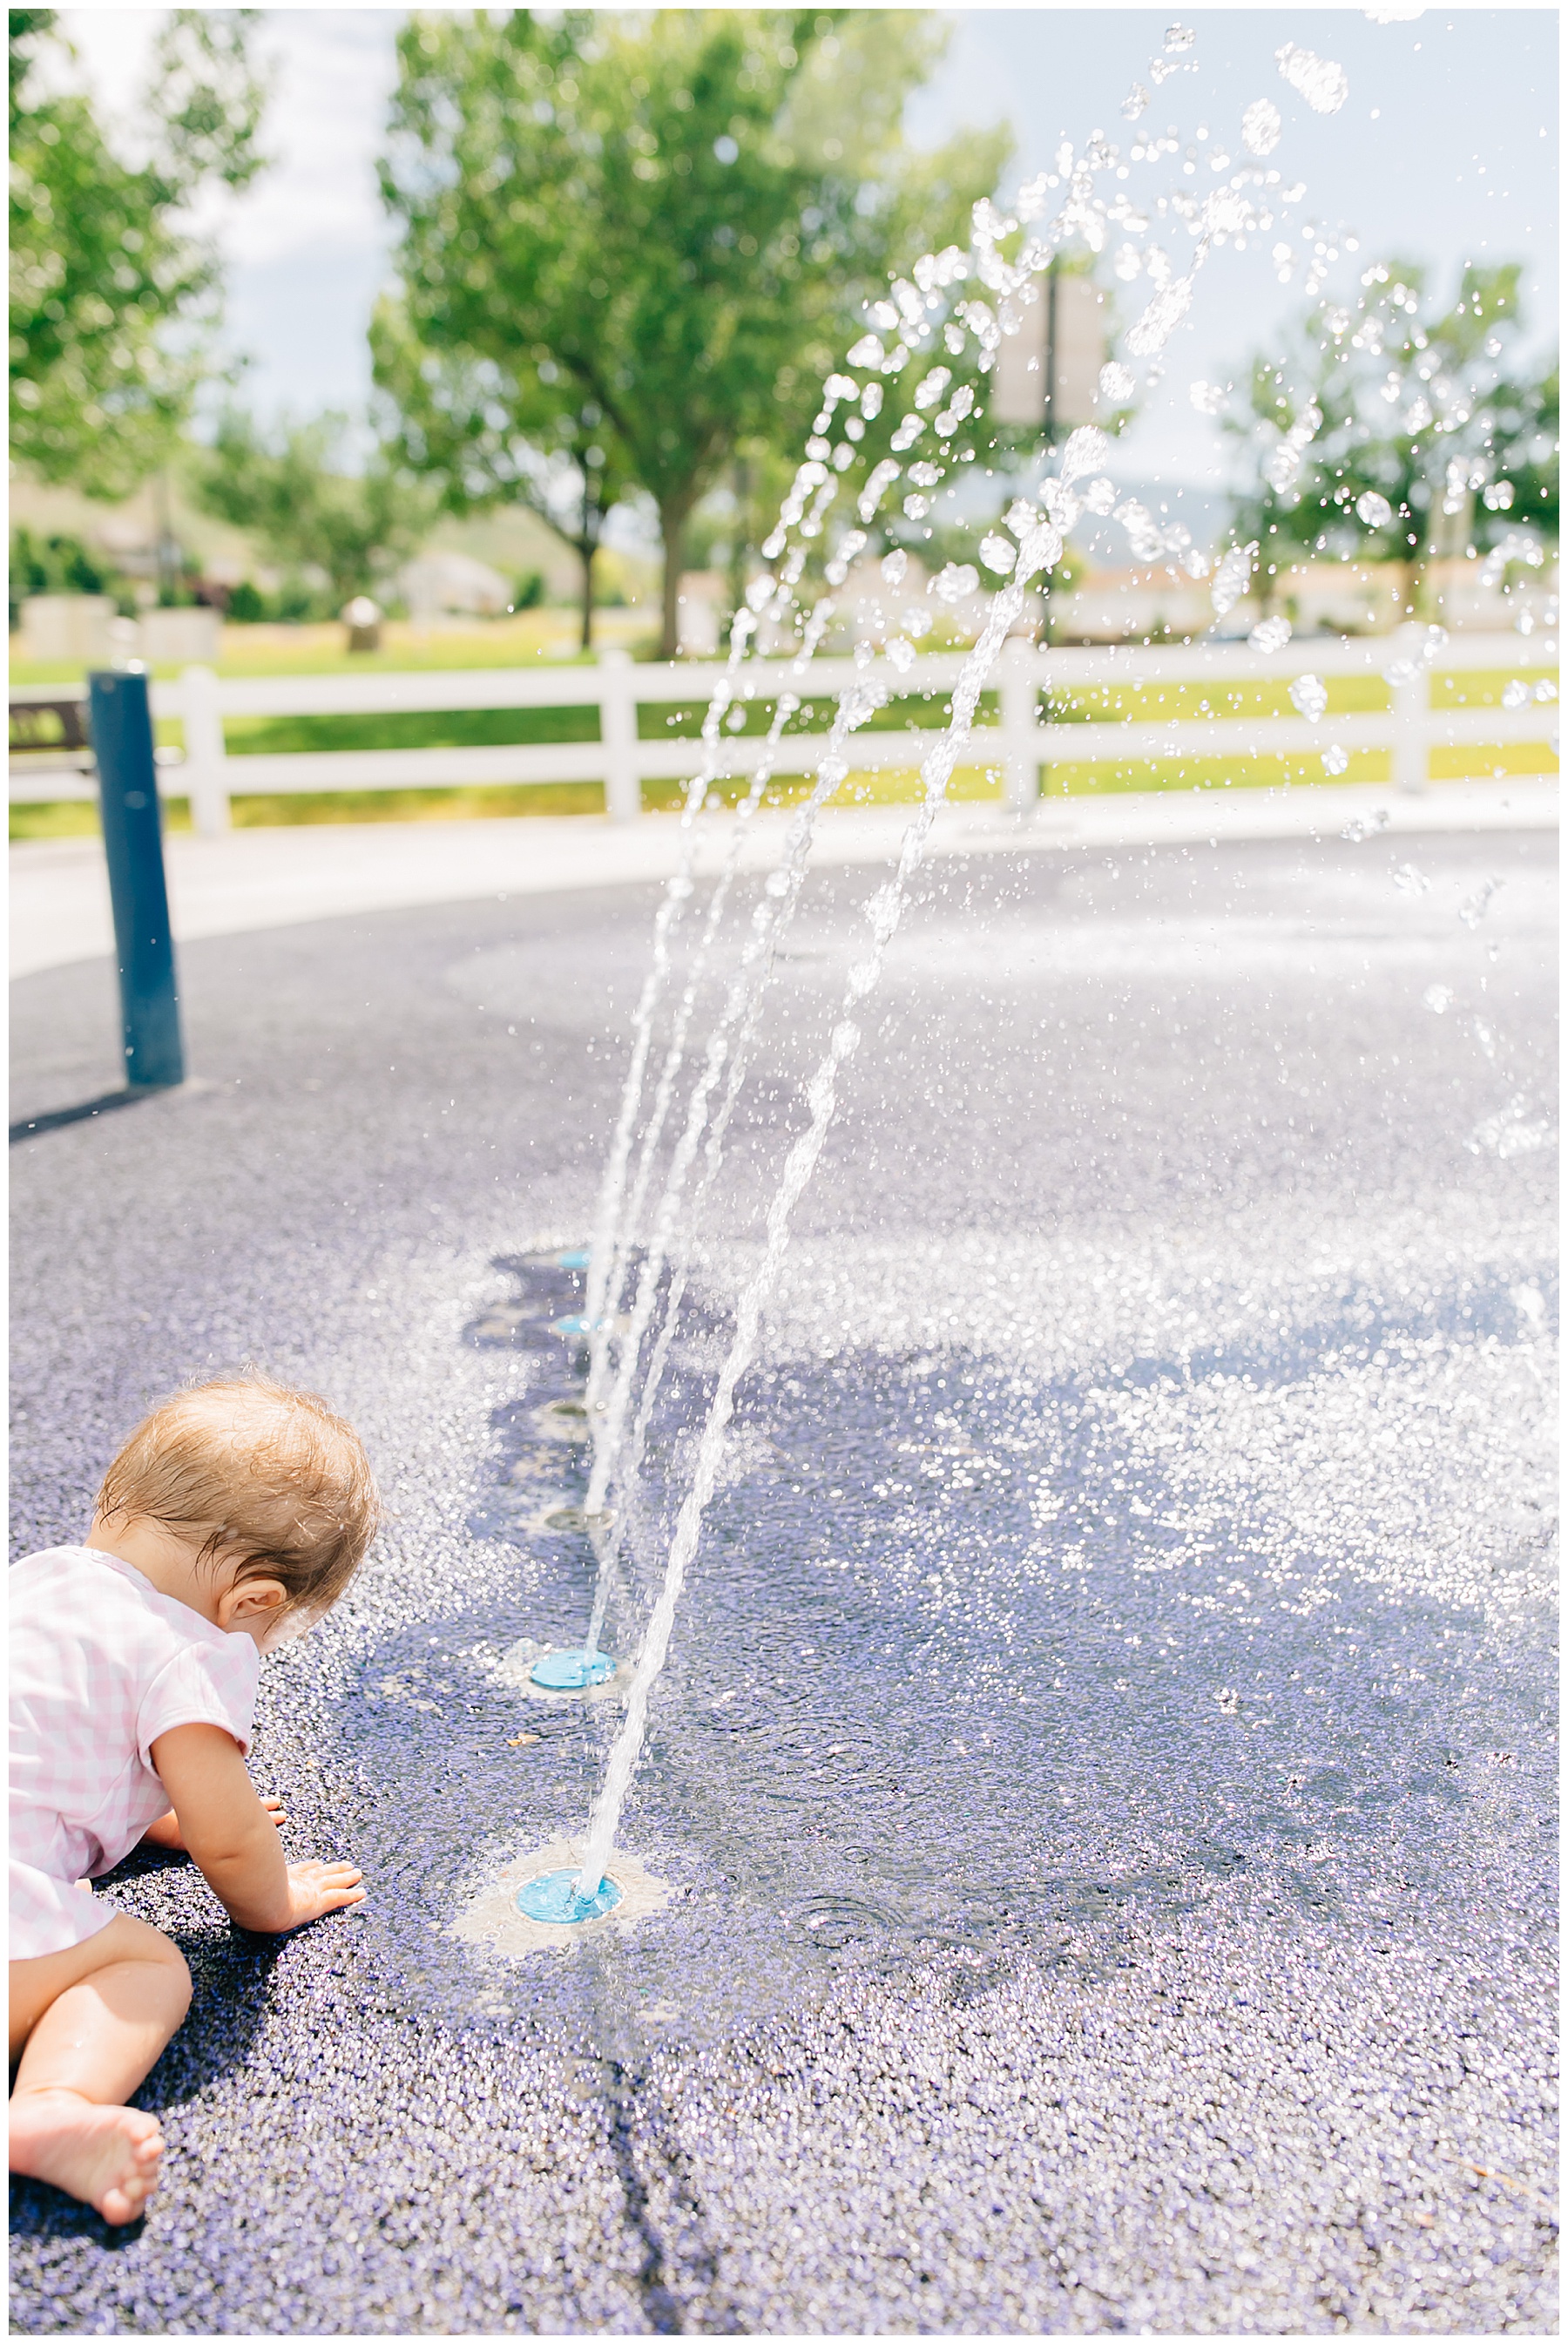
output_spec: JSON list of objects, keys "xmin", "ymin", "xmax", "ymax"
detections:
[
  {"xmin": 530, "ymin": 1647, "xmax": 616, "ymax": 1691},
  {"xmin": 515, "ymin": 1869, "xmax": 624, "ymax": 1926}
]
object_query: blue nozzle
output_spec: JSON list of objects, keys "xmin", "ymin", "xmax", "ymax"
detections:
[
  {"xmin": 517, "ymin": 1868, "xmax": 623, "ymax": 1926},
  {"xmin": 530, "ymin": 1648, "xmax": 616, "ymax": 1691},
  {"xmin": 554, "ymin": 1249, "xmax": 591, "ymax": 1270}
]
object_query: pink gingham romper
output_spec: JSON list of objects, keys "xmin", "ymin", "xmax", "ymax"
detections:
[{"xmin": 10, "ymin": 1546, "xmax": 260, "ymax": 1960}]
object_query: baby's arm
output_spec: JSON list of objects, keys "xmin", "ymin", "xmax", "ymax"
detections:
[
  {"xmin": 139, "ymin": 1795, "xmax": 285, "ymax": 1853},
  {"xmin": 149, "ymin": 1725, "xmax": 364, "ymax": 1932}
]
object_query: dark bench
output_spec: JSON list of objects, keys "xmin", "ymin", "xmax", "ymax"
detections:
[{"xmin": 10, "ymin": 694, "xmax": 94, "ymax": 762}]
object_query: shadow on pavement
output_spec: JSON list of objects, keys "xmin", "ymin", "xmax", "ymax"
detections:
[{"xmin": 9, "ymin": 1087, "xmax": 176, "ymax": 1146}]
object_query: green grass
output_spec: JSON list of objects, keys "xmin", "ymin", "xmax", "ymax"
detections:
[
  {"xmin": 10, "ymin": 761, "xmax": 1006, "ymax": 841},
  {"xmin": 7, "ymin": 613, "xmax": 628, "ymax": 687},
  {"xmin": 1037, "ymin": 665, "xmax": 1557, "ymax": 796},
  {"xmin": 216, "ymin": 685, "xmax": 996, "ymax": 759},
  {"xmin": 1044, "ymin": 752, "xmax": 1382, "ymax": 796},
  {"xmin": 1045, "ymin": 674, "xmax": 1392, "ymax": 722},
  {"xmin": 1042, "ymin": 738, "xmax": 1554, "ymax": 797},
  {"xmin": 1430, "ymin": 667, "xmax": 1558, "ymax": 710}
]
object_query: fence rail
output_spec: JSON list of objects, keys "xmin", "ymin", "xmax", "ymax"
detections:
[{"xmin": 10, "ymin": 627, "xmax": 1557, "ymax": 836}]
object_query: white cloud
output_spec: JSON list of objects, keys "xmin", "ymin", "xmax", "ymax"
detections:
[
  {"xmin": 59, "ymin": 9, "xmax": 401, "ymax": 266},
  {"xmin": 59, "ymin": 9, "xmax": 403, "ymax": 419}
]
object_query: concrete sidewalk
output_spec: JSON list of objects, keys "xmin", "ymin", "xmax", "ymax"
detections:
[{"xmin": 10, "ymin": 776, "xmax": 1557, "ymax": 979}]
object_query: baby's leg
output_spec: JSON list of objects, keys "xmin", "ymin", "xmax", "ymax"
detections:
[{"xmin": 10, "ymin": 1914, "xmax": 191, "ymax": 2224}]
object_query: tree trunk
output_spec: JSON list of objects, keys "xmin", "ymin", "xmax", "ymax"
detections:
[
  {"xmin": 727, "ymin": 456, "xmax": 751, "ymax": 633},
  {"xmin": 578, "ymin": 538, "xmax": 595, "ymax": 653},
  {"xmin": 658, "ymin": 492, "xmax": 693, "ymax": 661}
]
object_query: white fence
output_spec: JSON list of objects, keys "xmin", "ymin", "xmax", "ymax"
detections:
[{"xmin": 10, "ymin": 626, "xmax": 1557, "ymax": 837}]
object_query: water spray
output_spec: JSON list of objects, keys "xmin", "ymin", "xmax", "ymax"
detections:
[{"xmin": 510, "ymin": 25, "xmax": 1359, "ymax": 1917}]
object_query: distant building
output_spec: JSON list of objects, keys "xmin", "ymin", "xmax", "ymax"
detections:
[
  {"xmin": 398, "ymin": 551, "xmax": 512, "ymax": 622},
  {"xmin": 1048, "ymin": 554, "xmax": 1555, "ymax": 643}
]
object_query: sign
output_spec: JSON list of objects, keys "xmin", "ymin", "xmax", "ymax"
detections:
[{"xmin": 991, "ymin": 273, "xmax": 1106, "ymax": 435}]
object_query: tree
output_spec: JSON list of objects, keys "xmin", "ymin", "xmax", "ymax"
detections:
[
  {"xmin": 191, "ymin": 411, "xmax": 438, "ymax": 613},
  {"xmin": 373, "ymin": 294, "xmax": 639, "ymax": 651},
  {"xmin": 10, "ymin": 9, "xmax": 269, "ymax": 498},
  {"xmin": 1224, "ymin": 261, "xmax": 1558, "ymax": 606},
  {"xmin": 376, "ymin": 10, "xmax": 1009, "ymax": 656}
]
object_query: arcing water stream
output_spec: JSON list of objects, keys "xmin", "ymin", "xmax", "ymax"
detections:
[{"xmin": 546, "ymin": 29, "xmax": 1381, "ymax": 1905}]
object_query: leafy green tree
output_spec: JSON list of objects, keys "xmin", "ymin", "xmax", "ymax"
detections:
[
  {"xmin": 191, "ymin": 410, "xmax": 438, "ymax": 613},
  {"xmin": 10, "ymin": 9, "xmax": 268, "ymax": 497},
  {"xmin": 376, "ymin": 9, "xmax": 1009, "ymax": 655},
  {"xmin": 1225, "ymin": 261, "xmax": 1558, "ymax": 602},
  {"xmin": 373, "ymin": 295, "xmax": 639, "ymax": 651}
]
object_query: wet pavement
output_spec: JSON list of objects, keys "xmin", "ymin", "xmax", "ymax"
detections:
[{"xmin": 10, "ymin": 825, "xmax": 1558, "ymax": 2333}]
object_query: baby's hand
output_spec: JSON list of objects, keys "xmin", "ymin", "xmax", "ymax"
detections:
[{"xmin": 283, "ymin": 1860, "xmax": 366, "ymax": 1927}]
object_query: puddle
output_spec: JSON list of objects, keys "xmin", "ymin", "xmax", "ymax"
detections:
[
  {"xmin": 330, "ymin": 1249, "xmax": 1552, "ymax": 2047},
  {"xmin": 454, "ymin": 1836, "xmax": 672, "ymax": 1959}
]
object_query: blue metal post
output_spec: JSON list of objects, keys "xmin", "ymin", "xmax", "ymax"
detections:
[{"xmin": 88, "ymin": 667, "xmax": 186, "ymax": 1089}]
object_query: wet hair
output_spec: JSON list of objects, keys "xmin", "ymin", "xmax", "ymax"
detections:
[{"xmin": 94, "ymin": 1375, "xmax": 380, "ymax": 1616}]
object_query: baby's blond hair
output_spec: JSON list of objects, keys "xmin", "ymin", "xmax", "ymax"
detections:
[{"xmin": 95, "ymin": 1375, "xmax": 379, "ymax": 1616}]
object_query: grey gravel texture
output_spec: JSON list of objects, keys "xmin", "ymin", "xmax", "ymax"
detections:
[{"xmin": 9, "ymin": 824, "xmax": 1558, "ymax": 2334}]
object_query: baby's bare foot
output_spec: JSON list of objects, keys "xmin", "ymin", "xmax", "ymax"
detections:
[{"xmin": 9, "ymin": 2089, "xmax": 165, "ymax": 2223}]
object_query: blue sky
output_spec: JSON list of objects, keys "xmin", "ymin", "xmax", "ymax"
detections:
[{"xmin": 63, "ymin": 6, "xmax": 1558, "ymax": 497}]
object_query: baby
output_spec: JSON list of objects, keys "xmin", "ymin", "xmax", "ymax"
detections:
[{"xmin": 10, "ymin": 1375, "xmax": 380, "ymax": 2225}]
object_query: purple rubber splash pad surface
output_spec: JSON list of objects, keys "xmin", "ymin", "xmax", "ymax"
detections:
[{"xmin": 10, "ymin": 840, "xmax": 1556, "ymax": 2333}]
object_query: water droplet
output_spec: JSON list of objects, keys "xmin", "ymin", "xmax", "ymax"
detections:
[
  {"xmin": 1211, "ymin": 540, "xmax": 1257, "ymax": 618},
  {"xmin": 931, "ymin": 562, "xmax": 979, "ymax": 604},
  {"xmin": 1276, "ymin": 42, "xmax": 1349, "ymax": 114},
  {"xmin": 1058, "ymin": 425, "xmax": 1110, "ymax": 484},
  {"xmin": 1391, "ymin": 862, "xmax": 1429, "ymax": 895},
  {"xmin": 1355, "ymin": 491, "xmax": 1394, "ymax": 527},
  {"xmin": 1289, "ymin": 673, "xmax": 1328, "ymax": 722},
  {"xmin": 1099, "ymin": 361, "xmax": 1137, "ymax": 404},
  {"xmin": 1468, "ymin": 1094, "xmax": 1554, "ymax": 1159},
  {"xmin": 1241, "ymin": 97, "xmax": 1282, "ymax": 155},
  {"xmin": 1188, "ymin": 379, "xmax": 1228, "ymax": 415},
  {"xmin": 1164, "ymin": 24, "xmax": 1196, "ymax": 52},
  {"xmin": 1121, "ymin": 82, "xmax": 1150, "ymax": 121},
  {"xmin": 1321, "ymin": 744, "xmax": 1349, "ymax": 776},
  {"xmin": 978, "ymin": 533, "xmax": 1016, "ymax": 576},
  {"xmin": 1125, "ymin": 276, "xmax": 1193, "ymax": 356},
  {"xmin": 1248, "ymin": 616, "xmax": 1292, "ymax": 654},
  {"xmin": 1423, "ymin": 984, "xmax": 1454, "ymax": 1014},
  {"xmin": 1458, "ymin": 878, "xmax": 1502, "ymax": 928}
]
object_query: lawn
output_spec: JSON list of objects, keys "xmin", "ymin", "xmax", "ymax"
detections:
[{"xmin": 7, "ymin": 611, "xmax": 632, "ymax": 688}]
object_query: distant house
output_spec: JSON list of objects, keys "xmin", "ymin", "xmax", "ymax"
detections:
[{"xmin": 398, "ymin": 552, "xmax": 512, "ymax": 622}]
